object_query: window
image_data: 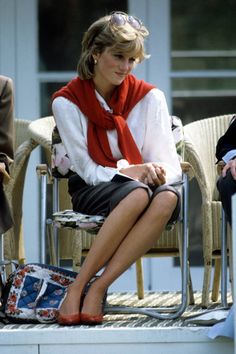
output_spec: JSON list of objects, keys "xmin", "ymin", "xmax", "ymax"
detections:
[
  {"xmin": 38, "ymin": 0, "xmax": 127, "ymax": 115},
  {"xmin": 171, "ymin": 0, "xmax": 236, "ymax": 264}
]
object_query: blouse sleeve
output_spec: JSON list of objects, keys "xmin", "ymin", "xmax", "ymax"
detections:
[
  {"xmin": 52, "ymin": 97, "xmax": 118, "ymax": 185},
  {"xmin": 141, "ymin": 89, "xmax": 182, "ymax": 184}
]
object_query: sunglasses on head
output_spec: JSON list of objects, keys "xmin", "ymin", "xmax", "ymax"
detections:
[{"xmin": 110, "ymin": 11, "xmax": 143, "ymax": 30}]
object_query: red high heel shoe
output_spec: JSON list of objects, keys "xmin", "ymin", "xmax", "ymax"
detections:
[
  {"xmin": 57, "ymin": 312, "xmax": 81, "ymax": 326},
  {"xmin": 80, "ymin": 278, "xmax": 107, "ymax": 325},
  {"xmin": 80, "ymin": 312, "xmax": 103, "ymax": 325},
  {"xmin": 57, "ymin": 290, "xmax": 80, "ymax": 326}
]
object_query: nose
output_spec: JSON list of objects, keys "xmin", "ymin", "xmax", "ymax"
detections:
[{"xmin": 120, "ymin": 58, "xmax": 131, "ymax": 72}]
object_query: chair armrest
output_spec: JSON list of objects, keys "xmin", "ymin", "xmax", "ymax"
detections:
[
  {"xmin": 180, "ymin": 161, "xmax": 194, "ymax": 179},
  {"xmin": 36, "ymin": 163, "xmax": 53, "ymax": 184},
  {"xmin": 28, "ymin": 116, "xmax": 55, "ymax": 152}
]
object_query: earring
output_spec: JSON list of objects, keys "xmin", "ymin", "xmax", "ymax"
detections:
[{"xmin": 94, "ymin": 58, "xmax": 97, "ymax": 65}]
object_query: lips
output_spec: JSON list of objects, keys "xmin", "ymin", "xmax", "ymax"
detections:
[{"xmin": 115, "ymin": 72, "xmax": 126, "ymax": 79}]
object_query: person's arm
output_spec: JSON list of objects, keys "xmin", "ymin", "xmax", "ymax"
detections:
[
  {"xmin": 0, "ymin": 76, "xmax": 14, "ymax": 183},
  {"xmin": 119, "ymin": 89, "xmax": 181, "ymax": 186},
  {"xmin": 216, "ymin": 116, "xmax": 236, "ymax": 179},
  {"xmin": 221, "ymin": 158, "xmax": 236, "ymax": 179},
  {"xmin": 216, "ymin": 116, "xmax": 236, "ymax": 162},
  {"xmin": 52, "ymin": 97, "xmax": 119, "ymax": 185},
  {"xmin": 141, "ymin": 89, "xmax": 182, "ymax": 184}
]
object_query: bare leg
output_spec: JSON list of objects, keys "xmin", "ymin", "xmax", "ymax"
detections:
[
  {"xmin": 81, "ymin": 190, "xmax": 177, "ymax": 316},
  {"xmin": 59, "ymin": 187, "xmax": 150, "ymax": 316}
]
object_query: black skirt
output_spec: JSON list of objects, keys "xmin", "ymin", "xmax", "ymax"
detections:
[{"xmin": 68, "ymin": 174, "xmax": 181, "ymax": 225}]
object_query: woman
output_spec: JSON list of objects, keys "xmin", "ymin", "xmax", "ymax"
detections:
[{"xmin": 52, "ymin": 11, "xmax": 182, "ymax": 325}]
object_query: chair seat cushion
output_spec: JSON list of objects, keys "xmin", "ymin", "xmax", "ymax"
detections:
[{"xmin": 53, "ymin": 209, "xmax": 105, "ymax": 233}]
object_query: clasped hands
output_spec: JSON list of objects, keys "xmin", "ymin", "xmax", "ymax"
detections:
[
  {"xmin": 220, "ymin": 159, "xmax": 236, "ymax": 180},
  {"xmin": 120, "ymin": 162, "xmax": 166, "ymax": 186}
]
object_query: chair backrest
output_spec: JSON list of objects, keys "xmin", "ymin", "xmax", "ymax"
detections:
[
  {"xmin": 184, "ymin": 114, "xmax": 234, "ymax": 202},
  {"xmin": 4, "ymin": 119, "xmax": 37, "ymax": 262},
  {"xmin": 50, "ymin": 115, "xmax": 185, "ymax": 252},
  {"xmin": 13, "ymin": 119, "xmax": 34, "ymax": 149}
]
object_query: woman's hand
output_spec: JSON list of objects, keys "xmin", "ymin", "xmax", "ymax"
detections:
[{"xmin": 120, "ymin": 163, "xmax": 166, "ymax": 186}]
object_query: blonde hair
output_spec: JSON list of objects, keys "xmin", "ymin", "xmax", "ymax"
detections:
[{"xmin": 77, "ymin": 13, "xmax": 150, "ymax": 79}]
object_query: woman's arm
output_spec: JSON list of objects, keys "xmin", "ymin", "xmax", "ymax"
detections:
[
  {"xmin": 141, "ymin": 89, "xmax": 182, "ymax": 184},
  {"xmin": 216, "ymin": 117, "xmax": 236, "ymax": 162},
  {"xmin": 0, "ymin": 76, "xmax": 14, "ymax": 183}
]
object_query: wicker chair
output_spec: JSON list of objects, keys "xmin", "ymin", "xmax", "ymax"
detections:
[
  {"xmin": 29, "ymin": 116, "xmax": 194, "ymax": 319},
  {"xmin": 183, "ymin": 114, "xmax": 234, "ymax": 308},
  {"xmin": 3, "ymin": 119, "xmax": 37, "ymax": 268}
]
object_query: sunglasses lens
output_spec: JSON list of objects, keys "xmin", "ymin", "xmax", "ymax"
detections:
[
  {"xmin": 110, "ymin": 13, "xmax": 142, "ymax": 30},
  {"xmin": 111, "ymin": 13, "xmax": 126, "ymax": 26},
  {"xmin": 128, "ymin": 16, "xmax": 141, "ymax": 29}
]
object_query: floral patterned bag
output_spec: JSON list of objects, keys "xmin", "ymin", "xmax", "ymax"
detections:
[{"xmin": 1, "ymin": 263, "xmax": 100, "ymax": 324}]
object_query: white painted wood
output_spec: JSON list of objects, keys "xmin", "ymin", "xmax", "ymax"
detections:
[
  {"xmin": 0, "ymin": 0, "xmax": 16, "ymax": 80},
  {"xmin": 0, "ymin": 0, "xmax": 40, "ymax": 263},
  {"xmin": 15, "ymin": 0, "xmax": 39, "ymax": 119},
  {"xmin": 15, "ymin": 0, "xmax": 40, "ymax": 263},
  {"xmin": 0, "ymin": 327, "xmax": 233, "ymax": 354},
  {"xmin": 40, "ymin": 342, "xmax": 233, "ymax": 354},
  {"xmin": 0, "ymin": 345, "xmax": 38, "ymax": 354},
  {"xmin": 148, "ymin": 0, "xmax": 171, "ymax": 107},
  {"xmin": 129, "ymin": 0, "xmax": 171, "ymax": 106},
  {"xmin": 128, "ymin": 0, "xmax": 148, "ymax": 82}
]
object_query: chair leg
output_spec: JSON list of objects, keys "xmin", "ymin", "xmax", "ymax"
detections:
[
  {"xmin": 201, "ymin": 260, "xmax": 212, "ymax": 308},
  {"xmin": 228, "ymin": 232, "xmax": 233, "ymax": 301},
  {"xmin": 47, "ymin": 220, "xmax": 57, "ymax": 266},
  {"xmin": 0, "ymin": 234, "xmax": 6, "ymax": 285},
  {"xmin": 188, "ymin": 263, "xmax": 195, "ymax": 305},
  {"xmin": 212, "ymin": 258, "xmax": 221, "ymax": 302},
  {"xmin": 72, "ymin": 229, "xmax": 82, "ymax": 272},
  {"xmin": 221, "ymin": 208, "xmax": 228, "ymax": 307},
  {"xmin": 135, "ymin": 258, "xmax": 144, "ymax": 299}
]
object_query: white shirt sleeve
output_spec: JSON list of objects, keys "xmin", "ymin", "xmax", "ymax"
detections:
[
  {"xmin": 222, "ymin": 150, "xmax": 236, "ymax": 163},
  {"xmin": 137, "ymin": 89, "xmax": 182, "ymax": 184}
]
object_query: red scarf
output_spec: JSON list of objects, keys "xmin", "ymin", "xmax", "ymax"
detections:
[{"xmin": 52, "ymin": 74, "xmax": 155, "ymax": 167}]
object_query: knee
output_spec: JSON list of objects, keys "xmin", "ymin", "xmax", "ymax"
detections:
[
  {"xmin": 121, "ymin": 187, "xmax": 150, "ymax": 212},
  {"xmin": 132, "ymin": 187, "xmax": 150, "ymax": 207},
  {"xmin": 217, "ymin": 171, "xmax": 236, "ymax": 197},
  {"xmin": 152, "ymin": 191, "xmax": 178, "ymax": 219}
]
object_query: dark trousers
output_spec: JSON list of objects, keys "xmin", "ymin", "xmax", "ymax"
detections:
[{"xmin": 217, "ymin": 170, "xmax": 236, "ymax": 226}]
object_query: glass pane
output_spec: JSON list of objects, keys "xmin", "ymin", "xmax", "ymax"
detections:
[
  {"xmin": 171, "ymin": 0, "xmax": 236, "ymax": 266},
  {"xmin": 172, "ymin": 78, "xmax": 236, "ymax": 91},
  {"xmin": 40, "ymin": 83, "xmax": 68, "ymax": 116},
  {"xmin": 173, "ymin": 96, "xmax": 236, "ymax": 125},
  {"xmin": 172, "ymin": 56, "xmax": 236, "ymax": 71},
  {"xmin": 171, "ymin": 0, "xmax": 236, "ymax": 51},
  {"xmin": 38, "ymin": 0, "xmax": 127, "ymax": 72}
]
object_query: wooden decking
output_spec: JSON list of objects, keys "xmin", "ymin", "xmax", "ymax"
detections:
[{"xmin": 0, "ymin": 291, "xmax": 233, "ymax": 354}]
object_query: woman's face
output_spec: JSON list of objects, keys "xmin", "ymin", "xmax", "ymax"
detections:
[{"xmin": 93, "ymin": 47, "xmax": 136, "ymax": 97}]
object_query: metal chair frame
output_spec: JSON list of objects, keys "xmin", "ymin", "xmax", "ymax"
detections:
[
  {"xmin": 221, "ymin": 208, "xmax": 233, "ymax": 309},
  {"xmin": 37, "ymin": 163, "xmax": 191, "ymax": 320},
  {"xmin": 0, "ymin": 234, "xmax": 7, "ymax": 285}
]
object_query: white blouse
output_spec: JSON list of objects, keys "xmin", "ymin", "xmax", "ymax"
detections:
[{"xmin": 52, "ymin": 87, "xmax": 182, "ymax": 186}]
